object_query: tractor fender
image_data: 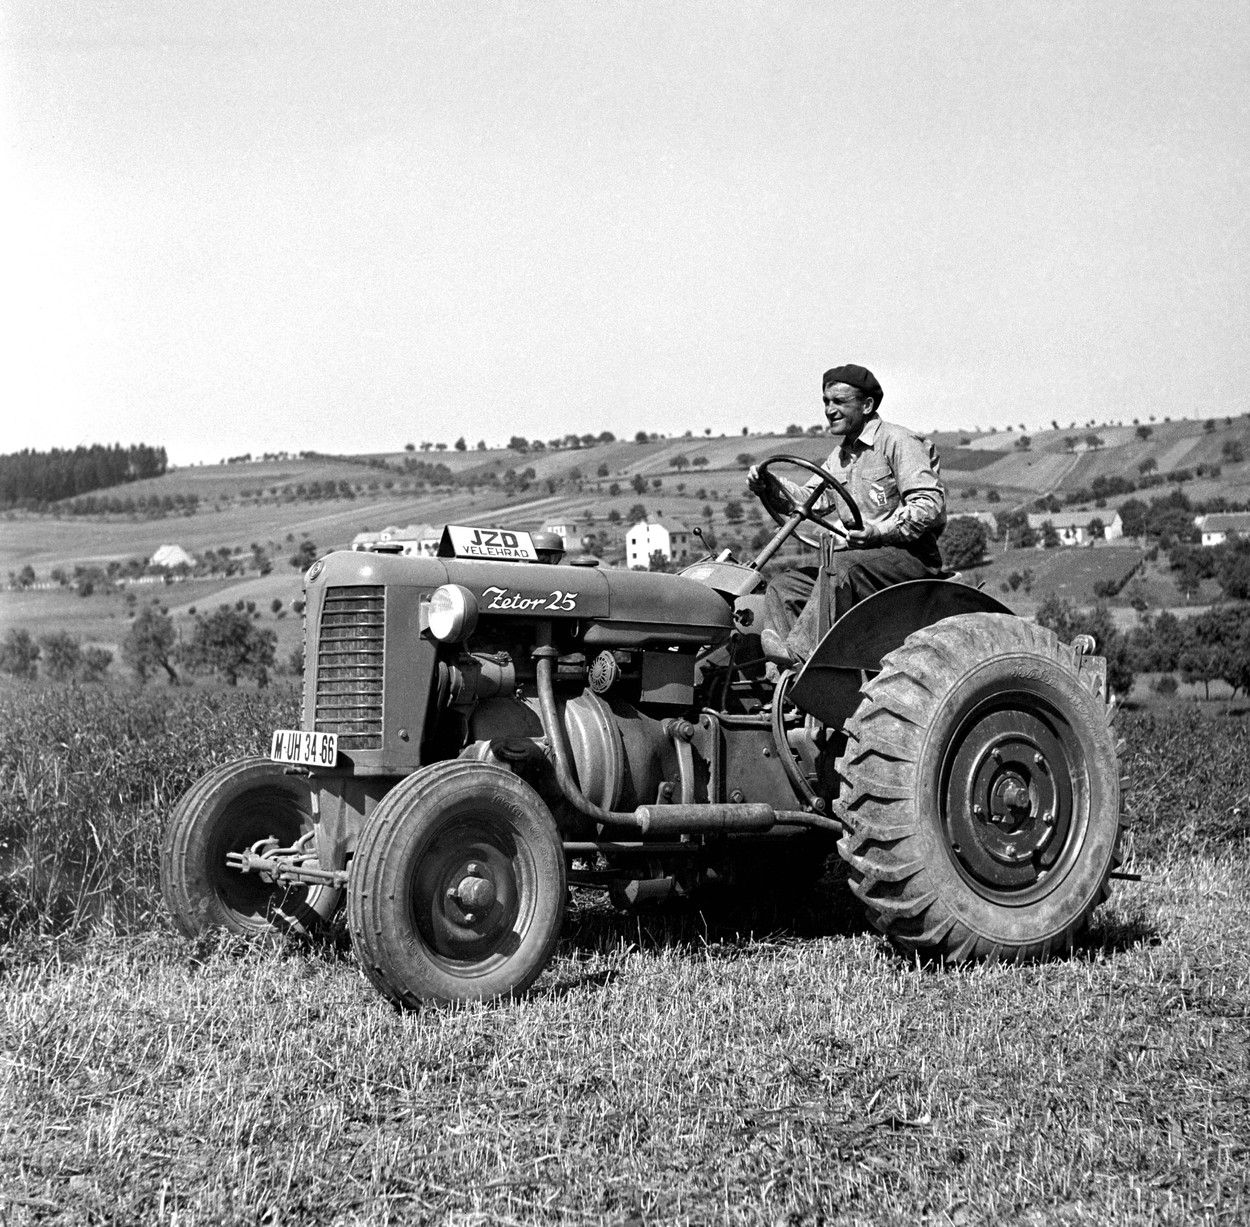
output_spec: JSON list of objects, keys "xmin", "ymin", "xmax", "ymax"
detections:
[{"xmin": 788, "ymin": 579, "xmax": 1014, "ymax": 728}]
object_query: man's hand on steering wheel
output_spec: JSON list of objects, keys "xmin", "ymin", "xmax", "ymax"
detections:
[
  {"xmin": 844, "ymin": 522, "xmax": 884, "ymax": 549},
  {"xmin": 751, "ymin": 455, "xmax": 864, "ymax": 548}
]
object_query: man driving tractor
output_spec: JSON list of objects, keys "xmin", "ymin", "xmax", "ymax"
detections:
[{"xmin": 748, "ymin": 363, "xmax": 947, "ymax": 666}]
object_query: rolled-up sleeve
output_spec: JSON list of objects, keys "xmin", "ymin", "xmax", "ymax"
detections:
[{"xmin": 879, "ymin": 432, "xmax": 945, "ymax": 543}]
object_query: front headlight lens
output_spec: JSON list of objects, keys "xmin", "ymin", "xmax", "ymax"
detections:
[{"xmin": 427, "ymin": 584, "xmax": 478, "ymax": 642}]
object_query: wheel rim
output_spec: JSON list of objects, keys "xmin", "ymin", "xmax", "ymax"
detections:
[
  {"xmin": 940, "ymin": 697, "xmax": 1087, "ymax": 904},
  {"xmin": 209, "ymin": 787, "xmax": 314, "ymax": 929},
  {"xmin": 410, "ymin": 814, "xmax": 537, "ymax": 978}
]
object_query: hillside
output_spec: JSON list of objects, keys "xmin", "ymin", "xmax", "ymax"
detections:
[{"xmin": 4, "ymin": 410, "xmax": 1250, "ymax": 667}]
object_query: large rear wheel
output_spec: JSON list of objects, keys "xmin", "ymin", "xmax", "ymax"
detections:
[
  {"xmin": 161, "ymin": 756, "xmax": 340, "ymax": 939},
  {"xmin": 347, "ymin": 761, "xmax": 566, "ymax": 1007},
  {"xmin": 836, "ymin": 614, "xmax": 1124, "ymax": 961}
]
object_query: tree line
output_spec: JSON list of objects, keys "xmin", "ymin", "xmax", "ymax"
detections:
[
  {"xmin": 0, "ymin": 600, "xmax": 294, "ymax": 688},
  {"xmin": 0, "ymin": 444, "xmax": 167, "ymax": 509},
  {"xmin": 1037, "ymin": 595, "xmax": 1250, "ymax": 701}
]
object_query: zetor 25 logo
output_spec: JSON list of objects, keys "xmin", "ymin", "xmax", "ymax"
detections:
[{"xmin": 481, "ymin": 586, "xmax": 578, "ymax": 613}]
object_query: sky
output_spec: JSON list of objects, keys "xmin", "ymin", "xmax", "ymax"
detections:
[{"xmin": 2, "ymin": 1, "xmax": 1247, "ymax": 466}]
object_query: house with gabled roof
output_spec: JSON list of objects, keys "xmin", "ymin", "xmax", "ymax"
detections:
[
  {"xmin": 625, "ymin": 519, "xmax": 696, "ymax": 569},
  {"xmin": 1195, "ymin": 511, "xmax": 1250, "ymax": 547},
  {"xmin": 351, "ymin": 523, "xmax": 441, "ymax": 556},
  {"xmin": 1025, "ymin": 510, "xmax": 1123, "ymax": 547}
]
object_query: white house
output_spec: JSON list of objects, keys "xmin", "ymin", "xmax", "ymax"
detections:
[
  {"xmin": 351, "ymin": 523, "xmax": 441, "ymax": 556},
  {"xmin": 1024, "ymin": 511, "xmax": 1123, "ymax": 547},
  {"xmin": 625, "ymin": 519, "xmax": 696, "ymax": 569},
  {"xmin": 149, "ymin": 544, "xmax": 195, "ymax": 570},
  {"xmin": 1195, "ymin": 511, "xmax": 1250, "ymax": 547}
]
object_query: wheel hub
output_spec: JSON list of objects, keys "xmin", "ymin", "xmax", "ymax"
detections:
[
  {"xmin": 448, "ymin": 864, "xmax": 497, "ymax": 918},
  {"xmin": 419, "ymin": 841, "xmax": 519, "ymax": 963},
  {"xmin": 943, "ymin": 707, "xmax": 1077, "ymax": 895}
]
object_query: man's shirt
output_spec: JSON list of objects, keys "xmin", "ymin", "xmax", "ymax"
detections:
[{"xmin": 786, "ymin": 415, "xmax": 946, "ymax": 549}]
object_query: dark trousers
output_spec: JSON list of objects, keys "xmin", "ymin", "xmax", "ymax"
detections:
[{"xmin": 764, "ymin": 544, "xmax": 943, "ymax": 660}]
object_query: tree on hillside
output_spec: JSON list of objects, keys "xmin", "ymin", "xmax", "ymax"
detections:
[
  {"xmin": 79, "ymin": 646, "xmax": 112, "ymax": 683},
  {"xmin": 692, "ymin": 456, "xmax": 708, "ymax": 468},
  {"xmin": 1139, "ymin": 457, "xmax": 1157, "ymax": 475},
  {"xmin": 0, "ymin": 628, "xmax": 39, "ymax": 680},
  {"xmin": 1084, "ymin": 433, "xmax": 1105, "ymax": 450},
  {"xmin": 724, "ymin": 500, "xmax": 744, "ymax": 523},
  {"xmin": 454, "ymin": 437, "xmax": 466, "ymax": 451},
  {"xmin": 1015, "ymin": 435, "xmax": 1031, "ymax": 450},
  {"xmin": 1118, "ymin": 497, "xmax": 1148, "ymax": 538},
  {"xmin": 182, "ymin": 606, "xmax": 277, "ymax": 687},
  {"xmin": 672, "ymin": 453, "xmax": 690, "ymax": 471},
  {"xmin": 1064, "ymin": 436, "xmax": 1078, "ymax": 452},
  {"xmin": 627, "ymin": 504, "xmax": 647, "ymax": 523},
  {"xmin": 631, "ymin": 473, "xmax": 648, "ymax": 495},
  {"xmin": 940, "ymin": 517, "xmax": 988, "ymax": 570},
  {"xmin": 1136, "ymin": 425, "xmax": 1152, "ymax": 441},
  {"xmin": 289, "ymin": 539, "xmax": 319, "ymax": 570},
  {"xmin": 38, "ymin": 631, "xmax": 81, "ymax": 681},
  {"xmin": 1182, "ymin": 605, "xmax": 1250, "ymax": 696},
  {"xmin": 123, "ymin": 606, "xmax": 179, "ymax": 685}
]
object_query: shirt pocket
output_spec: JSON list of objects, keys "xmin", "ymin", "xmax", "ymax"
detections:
[{"xmin": 855, "ymin": 457, "xmax": 897, "ymax": 515}]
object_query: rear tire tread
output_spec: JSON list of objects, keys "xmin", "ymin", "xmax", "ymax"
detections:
[{"xmin": 835, "ymin": 613, "xmax": 1126, "ymax": 964}]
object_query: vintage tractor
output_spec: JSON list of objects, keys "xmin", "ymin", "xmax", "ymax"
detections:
[{"xmin": 161, "ymin": 457, "xmax": 1126, "ymax": 1007}]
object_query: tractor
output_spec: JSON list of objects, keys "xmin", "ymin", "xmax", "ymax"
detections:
[{"xmin": 161, "ymin": 457, "xmax": 1126, "ymax": 1007}]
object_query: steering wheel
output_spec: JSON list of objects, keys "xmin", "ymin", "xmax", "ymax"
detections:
[{"xmin": 754, "ymin": 454, "xmax": 864, "ymax": 549}]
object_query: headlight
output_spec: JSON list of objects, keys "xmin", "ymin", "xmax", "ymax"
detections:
[{"xmin": 427, "ymin": 584, "xmax": 478, "ymax": 643}]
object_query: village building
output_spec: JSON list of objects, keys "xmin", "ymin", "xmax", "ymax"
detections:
[
  {"xmin": 149, "ymin": 544, "xmax": 195, "ymax": 570},
  {"xmin": 625, "ymin": 519, "xmax": 695, "ymax": 569},
  {"xmin": 1194, "ymin": 511, "xmax": 1250, "ymax": 547},
  {"xmin": 351, "ymin": 523, "xmax": 441, "ymax": 556},
  {"xmin": 1024, "ymin": 510, "xmax": 1123, "ymax": 547}
]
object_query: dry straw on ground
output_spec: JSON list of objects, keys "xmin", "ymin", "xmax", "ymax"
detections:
[{"xmin": 1, "ymin": 685, "xmax": 1248, "ymax": 1224}]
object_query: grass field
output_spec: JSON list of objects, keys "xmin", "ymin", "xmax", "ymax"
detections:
[{"xmin": 2, "ymin": 684, "xmax": 1248, "ymax": 1224}]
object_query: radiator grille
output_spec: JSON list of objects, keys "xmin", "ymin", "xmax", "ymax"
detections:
[{"xmin": 314, "ymin": 586, "xmax": 385, "ymax": 748}]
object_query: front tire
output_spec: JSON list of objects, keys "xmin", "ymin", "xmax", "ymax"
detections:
[
  {"xmin": 836, "ymin": 614, "xmax": 1124, "ymax": 962},
  {"xmin": 346, "ymin": 761, "xmax": 566, "ymax": 1007},
  {"xmin": 161, "ymin": 756, "xmax": 340, "ymax": 940}
]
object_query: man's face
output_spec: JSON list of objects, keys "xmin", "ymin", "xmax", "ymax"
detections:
[{"xmin": 823, "ymin": 382, "xmax": 872, "ymax": 438}]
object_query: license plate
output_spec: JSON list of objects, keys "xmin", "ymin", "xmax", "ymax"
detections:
[{"xmin": 270, "ymin": 729, "xmax": 338, "ymax": 767}]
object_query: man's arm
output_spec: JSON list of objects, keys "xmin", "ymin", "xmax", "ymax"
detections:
[{"xmin": 847, "ymin": 433, "xmax": 945, "ymax": 548}]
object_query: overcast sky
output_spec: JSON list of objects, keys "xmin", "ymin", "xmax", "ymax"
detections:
[{"xmin": 2, "ymin": 1, "xmax": 1246, "ymax": 465}]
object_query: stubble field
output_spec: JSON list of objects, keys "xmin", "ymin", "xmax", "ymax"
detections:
[{"xmin": 1, "ymin": 683, "xmax": 1248, "ymax": 1225}]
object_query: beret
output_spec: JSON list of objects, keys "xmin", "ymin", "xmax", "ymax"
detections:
[{"xmin": 822, "ymin": 364, "xmax": 883, "ymax": 406}]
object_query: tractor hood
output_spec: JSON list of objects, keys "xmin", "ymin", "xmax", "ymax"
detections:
[{"xmin": 307, "ymin": 550, "xmax": 734, "ymax": 647}]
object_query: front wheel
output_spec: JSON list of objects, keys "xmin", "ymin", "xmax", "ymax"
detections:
[
  {"xmin": 346, "ymin": 761, "xmax": 566, "ymax": 1007},
  {"xmin": 836, "ymin": 614, "xmax": 1125, "ymax": 962},
  {"xmin": 161, "ymin": 756, "xmax": 340, "ymax": 940}
]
